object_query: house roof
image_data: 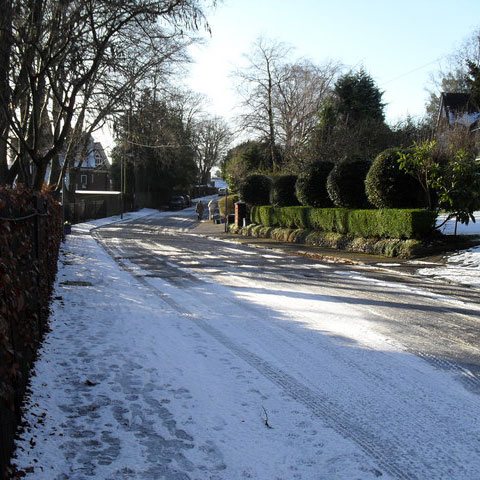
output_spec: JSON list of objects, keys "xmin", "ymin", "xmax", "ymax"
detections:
[
  {"xmin": 437, "ymin": 92, "xmax": 480, "ymax": 129},
  {"xmin": 93, "ymin": 142, "xmax": 109, "ymax": 168},
  {"xmin": 72, "ymin": 135, "xmax": 110, "ymax": 169},
  {"xmin": 441, "ymin": 92, "xmax": 476, "ymax": 113}
]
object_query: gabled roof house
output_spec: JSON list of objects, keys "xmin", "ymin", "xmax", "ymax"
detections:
[
  {"xmin": 68, "ymin": 134, "xmax": 112, "ymax": 191},
  {"xmin": 436, "ymin": 92, "xmax": 480, "ymax": 131}
]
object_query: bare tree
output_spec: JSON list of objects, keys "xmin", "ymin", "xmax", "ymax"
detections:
[
  {"xmin": 169, "ymin": 88, "xmax": 207, "ymax": 131},
  {"xmin": 0, "ymin": 0, "xmax": 13, "ymax": 178},
  {"xmin": 192, "ymin": 116, "xmax": 231, "ymax": 184},
  {"xmin": 234, "ymin": 37, "xmax": 342, "ymax": 170},
  {"xmin": 0, "ymin": 0, "xmax": 211, "ymax": 190},
  {"xmin": 235, "ymin": 37, "xmax": 291, "ymax": 172},
  {"xmin": 58, "ymin": 17, "xmax": 197, "ymax": 196},
  {"xmin": 275, "ymin": 59, "xmax": 341, "ymax": 163}
]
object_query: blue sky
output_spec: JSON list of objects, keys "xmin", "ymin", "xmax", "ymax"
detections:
[{"xmin": 187, "ymin": 0, "xmax": 480, "ymax": 124}]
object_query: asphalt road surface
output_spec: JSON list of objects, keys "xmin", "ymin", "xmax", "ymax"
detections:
[{"xmin": 91, "ymin": 207, "xmax": 480, "ymax": 479}]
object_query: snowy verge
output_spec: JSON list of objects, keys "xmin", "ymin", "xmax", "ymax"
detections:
[
  {"xmin": 418, "ymin": 245, "xmax": 480, "ymax": 287},
  {"xmin": 437, "ymin": 211, "xmax": 480, "ymax": 235},
  {"xmin": 419, "ymin": 212, "xmax": 480, "ymax": 287},
  {"xmin": 71, "ymin": 208, "xmax": 159, "ymax": 233}
]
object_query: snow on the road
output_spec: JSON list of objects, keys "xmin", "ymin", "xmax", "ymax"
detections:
[
  {"xmin": 12, "ymin": 210, "xmax": 480, "ymax": 479},
  {"xmin": 13, "ymin": 215, "xmax": 383, "ymax": 479},
  {"xmin": 72, "ymin": 208, "xmax": 159, "ymax": 232},
  {"xmin": 418, "ymin": 246, "xmax": 480, "ymax": 287},
  {"xmin": 419, "ymin": 212, "xmax": 480, "ymax": 287}
]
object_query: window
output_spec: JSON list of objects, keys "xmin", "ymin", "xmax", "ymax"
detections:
[{"xmin": 80, "ymin": 174, "xmax": 87, "ymax": 188}]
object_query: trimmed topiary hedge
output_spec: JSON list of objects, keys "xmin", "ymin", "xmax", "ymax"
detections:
[
  {"xmin": 306, "ymin": 208, "xmax": 350, "ymax": 234},
  {"xmin": 326, "ymin": 158, "xmax": 371, "ymax": 208},
  {"xmin": 365, "ymin": 148, "xmax": 426, "ymax": 208},
  {"xmin": 251, "ymin": 205, "xmax": 436, "ymax": 239},
  {"xmin": 347, "ymin": 209, "xmax": 435, "ymax": 239},
  {"xmin": 296, "ymin": 161, "xmax": 334, "ymax": 207},
  {"xmin": 251, "ymin": 205, "xmax": 310, "ymax": 229},
  {"xmin": 270, "ymin": 175, "xmax": 299, "ymax": 206},
  {"xmin": 239, "ymin": 174, "xmax": 272, "ymax": 205}
]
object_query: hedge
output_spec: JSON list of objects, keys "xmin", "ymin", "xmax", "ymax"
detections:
[
  {"xmin": 270, "ymin": 175, "xmax": 299, "ymax": 207},
  {"xmin": 218, "ymin": 194, "xmax": 239, "ymax": 215},
  {"xmin": 239, "ymin": 174, "xmax": 272, "ymax": 205},
  {"xmin": 250, "ymin": 205, "xmax": 436, "ymax": 239},
  {"xmin": 0, "ymin": 186, "xmax": 62, "ymax": 477},
  {"xmin": 229, "ymin": 224, "xmax": 424, "ymax": 258},
  {"xmin": 296, "ymin": 161, "xmax": 334, "ymax": 207},
  {"xmin": 326, "ymin": 158, "xmax": 371, "ymax": 208},
  {"xmin": 365, "ymin": 148, "xmax": 425, "ymax": 208}
]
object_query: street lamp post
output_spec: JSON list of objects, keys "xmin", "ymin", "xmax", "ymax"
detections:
[
  {"xmin": 120, "ymin": 155, "xmax": 124, "ymax": 219},
  {"xmin": 224, "ymin": 187, "xmax": 228, "ymax": 233}
]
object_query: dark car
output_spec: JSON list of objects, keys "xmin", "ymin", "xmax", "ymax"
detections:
[
  {"xmin": 168, "ymin": 195, "xmax": 185, "ymax": 210},
  {"xmin": 182, "ymin": 194, "xmax": 191, "ymax": 207}
]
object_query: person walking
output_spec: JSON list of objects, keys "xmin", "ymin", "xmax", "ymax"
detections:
[
  {"xmin": 208, "ymin": 198, "xmax": 219, "ymax": 222},
  {"xmin": 195, "ymin": 200, "xmax": 205, "ymax": 220}
]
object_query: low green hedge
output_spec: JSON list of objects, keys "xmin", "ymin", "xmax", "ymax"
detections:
[
  {"xmin": 229, "ymin": 224, "xmax": 424, "ymax": 258},
  {"xmin": 250, "ymin": 206, "xmax": 436, "ymax": 239}
]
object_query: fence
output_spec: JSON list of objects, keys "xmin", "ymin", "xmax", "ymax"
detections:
[
  {"xmin": 0, "ymin": 188, "xmax": 62, "ymax": 478},
  {"xmin": 64, "ymin": 192, "xmax": 121, "ymax": 224},
  {"xmin": 190, "ymin": 185, "xmax": 218, "ymax": 199}
]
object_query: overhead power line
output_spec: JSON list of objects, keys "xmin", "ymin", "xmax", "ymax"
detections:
[
  {"xmin": 124, "ymin": 139, "xmax": 195, "ymax": 149},
  {"xmin": 380, "ymin": 55, "xmax": 447, "ymax": 86}
]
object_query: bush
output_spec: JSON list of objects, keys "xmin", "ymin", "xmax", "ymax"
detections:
[
  {"xmin": 250, "ymin": 205, "xmax": 310, "ymax": 229},
  {"xmin": 365, "ymin": 148, "xmax": 425, "ymax": 208},
  {"xmin": 218, "ymin": 194, "xmax": 239, "ymax": 215},
  {"xmin": 0, "ymin": 187, "xmax": 62, "ymax": 477},
  {"xmin": 270, "ymin": 175, "xmax": 299, "ymax": 206},
  {"xmin": 306, "ymin": 208, "xmax": 350, "ymax": 234},
  {"xmin": 277, "ymin": 206, "xmax": 309, "ymax": 228},
  {"xmin": 326, "ymin": 158, "xmax": 371, "ymax": 208},
  {"xmin": 233, "ymin": 225, "xmax": 424, "ymax": 258},
  {"xmin": 250, "ymin": 205, "xmax": 436, "ymax": 239},
  {"xmin": 239, "ymin": 174, "xmax": 272, "ymax": 205},
  {"xmin": 347, "ymin": 209, "xmax": 435, "ymax": 239},
  {"xmin": 296, "ymin": 161, "xmax": 334, "ymax": 207}
]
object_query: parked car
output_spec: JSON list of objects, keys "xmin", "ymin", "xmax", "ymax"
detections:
[
  {"xmin": 182, "ymin": 194, "xmax": 192, "ymax": 207},
  {"xmin": 218, "ymin": 187, "xmax": 227, "ymax": 196},
  {"xmin": 168, "ymin": 195, "xmax": 186, "ymax": 210}
]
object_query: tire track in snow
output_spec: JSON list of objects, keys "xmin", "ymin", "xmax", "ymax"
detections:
[
  {"xmin": 132, "ymin": 278, "xmax": 413, "ymax": 479},
  {"xmin": 95, "ymin": 230, "xmax": 422, "ymax": 480},
  {"xmin": 96, "ymin": 223, "xmax": 480, "ymax": 478},
  {"xmin": 138, "ymin": 224, "xmax": 480, "ymax": 393}
]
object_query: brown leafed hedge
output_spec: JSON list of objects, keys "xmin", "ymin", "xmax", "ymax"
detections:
[{"xmin": 0, "ymin": 186, "xmax": 62, "ymax": 476}]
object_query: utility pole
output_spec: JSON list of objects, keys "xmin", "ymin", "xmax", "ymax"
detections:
[
  {"xmin": 120, "ymin": 155, "xmax": 124, "ymax": 219},
  {"xmin": 224, "ymin": 188, "xmax": 228, "ymax": 232}
]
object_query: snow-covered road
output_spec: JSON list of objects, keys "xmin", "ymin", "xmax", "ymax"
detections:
[{"xmin": 12, "ymin": 209, "xmax": 480, "ymax": 479}]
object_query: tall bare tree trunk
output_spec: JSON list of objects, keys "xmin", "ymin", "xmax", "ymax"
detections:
[
  {"xmin": 266, "ymin": 60, "xmax": 278, "ymax": 172},
  {"xmin": 0, "ymin": 0, "xmax": 13, "ymax": 183}
]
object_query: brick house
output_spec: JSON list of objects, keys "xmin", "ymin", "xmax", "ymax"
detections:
[{"xmin": 70, "ymin": 135, "xmax": 111, "ymax": 191}]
